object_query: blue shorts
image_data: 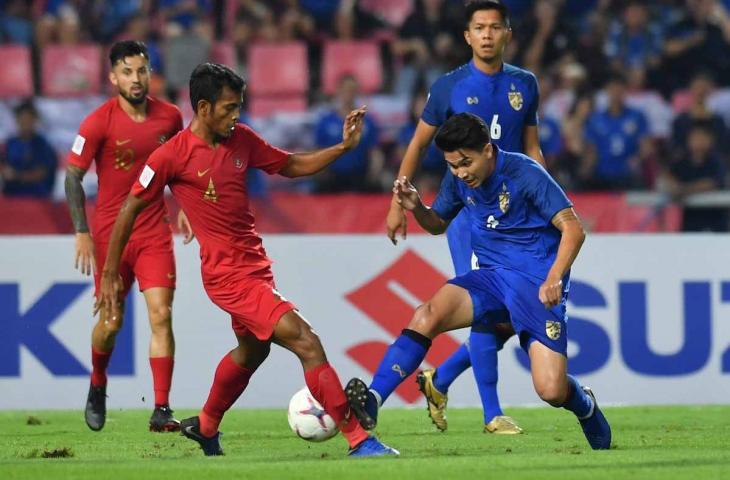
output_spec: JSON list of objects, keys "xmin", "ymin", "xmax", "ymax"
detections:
[
  {"xmin": 448, "ymin": 268, "xmax": 570, "ymax": 355},
  {"xmin": 446, "ymin": 209, "xmax": 473, "ymax": 276}
]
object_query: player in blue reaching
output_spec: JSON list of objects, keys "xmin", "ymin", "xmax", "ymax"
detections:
[
  {"xmin": 350, "ymin": 113, "xmax": 611, "ymax": 450},
  {"xmin": 385, "ymin": 0, "xmax": 545, "ymax": 434}
]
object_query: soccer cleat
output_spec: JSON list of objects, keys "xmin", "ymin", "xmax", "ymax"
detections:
[
  {"xmin": 578, "ymin": 387, "xmax": 612, "ymax": 450},
  {"xmin": 85, "ymin": 383, "xmax": 107, "ymax": 431},
  {"xmin": 484, "ymin": 415, "xmax": 523, "ymax": 434},
  {"xmin": 348, "ymin": 436, "xmax": 400, "ymax": 457},
  {"xmin": 415, "ymin": 369, "xmax": 448, "ymax": 432},
  {"xmin": 180, "ymin": 416, "xmax": 224, "ymax": 456},
  {"xmin": 149, "ymin": 405, "xmax": 181, "ymax": 432},
  {"xmin": 345, "ymin": 378, "xmax": 378, "ymax": 430}
]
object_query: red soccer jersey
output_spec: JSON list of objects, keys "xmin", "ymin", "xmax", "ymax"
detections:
[
  {"xmin": 131, "ymin": 124, "xmax": 290, "ymax": 285},
  {"xmin": 68, "ymin": 96, "xmax": 183, "ymax": 242}
]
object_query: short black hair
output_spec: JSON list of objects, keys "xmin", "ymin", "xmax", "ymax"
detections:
[
  {"xmin": 435, "ymin": 113, "xmax": 491, "ymax": 152},
  {"xmin": 464, "ymin": 0, "xmax": 510, "ymax": 29},
  {"xmin": 109, "ymin": 40, "xmax": 149, "ymax": 67},
  {"xmin": 189, "ymin": 63, "xmax": 246, "ymax": 113},
  {"xmin": 14, "ymin": 99, "xmax": 37, "ymax": 117}
]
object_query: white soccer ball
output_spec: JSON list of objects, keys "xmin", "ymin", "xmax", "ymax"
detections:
[{"xmin": 287, "ymin": 387, "xmax": 339, "ymax": 442}]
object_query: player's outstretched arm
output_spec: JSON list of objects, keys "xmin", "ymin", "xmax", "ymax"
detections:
[
  {"xmin": 64, "ymin": 165, "xmax": 96, "ymax": 276},
  {"xmin": 539, "ymin": 207, "xmax": 586, "ymax": 309},
  {"xmin": 387, "ymin": 120, "xmax": 439, "ymax": 245},
  {"xmin": 95, "ymin": 194, "xmax": 149, "ymax": 318},
  {"xmin": 393, "ymin": 176, "xmax": 449, "ymax": 235},
  {"xmin": 523, "ymin": 126, "xmax": 547, "ymax": 168},
  {"xmin": 280, "ymin": 106, "xmax": 367, "ymax": 178}
]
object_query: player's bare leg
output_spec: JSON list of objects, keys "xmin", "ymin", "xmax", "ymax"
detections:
[
  {"xmin": 143, "ymin": 287, "xmax": 179, "ymax": 432},
  {"xmin": 273, "ymin": 310, "xmax": 398, "ymax": 457},
  {"xmin": 348, "ymin": 284, "xmax": 472, "ymax": 431},
  {"xmin": 181, "ymin": 333, "xmax": 271, "ymax": 456},
  {"xmin": 86, "ymin": 303, "xmax": 126, "ymax": 431},
  {"xmin": 528, "ymin": 340, "xmax": 611, "ymax": 449}
]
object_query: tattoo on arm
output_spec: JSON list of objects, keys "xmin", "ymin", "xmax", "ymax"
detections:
[
  {"xmin": 551, "ymin": 208, "xmax": 580, "ymax": 231},
  {"xmin": 64, "ymin": 165, "xmax": 89, "ymax": 233}
]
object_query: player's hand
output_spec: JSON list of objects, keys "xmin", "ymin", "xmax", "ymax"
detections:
[
  {"xmin": 393, "ymin": 176, "xmax": 421, "ymax": 211},
  {"xmin": 386, "ymin": 202, "xmax": 407, "ymax": 245},
  {"xmin": 94, "ymin": 269, "xmax": 123, "ymax": 320},
  {"xmin": 177, "ymin": 209, "xmax": 195, "ymax": 245},
  {"xmin": 74, "ymin": 232, "xmax": 96, "ymax": 276},
  {"xmin": 539, "ymin": 276, "xmax": 563, "ymax": 309},
  {"xmin": 341, "ymin": 106, "xmax": 367, "ymax": 151}
]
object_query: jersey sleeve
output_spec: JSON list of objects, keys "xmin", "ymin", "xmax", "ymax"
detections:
[
  {"xmin": 421, "ymin": 76, "xmax": 451, "ymax": 127},
  {"xmin": 431, "ymin": 170, "xmax": 464, "ymax": 221},
  {"xmin": 67, "ymin": 112, "xmax": 106, "ymax": 171},
  {"xmin": 130, "ymin": 145, "xmax": 177, "ymax": 203},
  {"xmin": 519, "ymin": 159, "xmax": 573, "ymax": 223},
  {"xmin": 244, "ymin": 126, "xmax": 291, "ymax": 175},
  {"xmin": 525, "ymin": 74, "xmax": 540, "ymax": 126}
]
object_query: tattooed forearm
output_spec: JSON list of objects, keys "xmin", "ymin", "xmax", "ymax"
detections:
[
  {"xmin": 551, "ymin": 208, "xmax": 580, "ymax": 229},
  {"xmin": 64, "ymin": 165, "xmax": 89, "ymax": 233}
]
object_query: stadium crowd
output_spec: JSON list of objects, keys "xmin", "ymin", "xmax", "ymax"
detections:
[{"xmin": 1, "ymin": 0, "xmax": 729, "ymax": 231}]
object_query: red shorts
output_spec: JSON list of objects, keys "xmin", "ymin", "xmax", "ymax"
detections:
[
  {"xmin": 94, "ymin": 235, "xmax": 176, "ymax": 297},
  {"xmin": 204, "ymin": 273, "xmax": 296, "ymax": 340}
]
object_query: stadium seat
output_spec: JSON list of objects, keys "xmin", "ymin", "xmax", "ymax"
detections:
[
  {"xmin": 210, "ymin": 42, "xmax": 237, "ymax": 68},
  {"xmin": 321, "ymin": 41, "xmax": 382, "ymax": 95},
  {"xmin": 248, "ymin": 95, "xmax": 307, "ymax": 118},
  {"xmin": 247, "ymin": 42, "xmax": 309, "ymax": 96},
  {"xmin": 360, "ymin": 0, "xmax": 413, "ymax": 27},
  {"xmin": 0, "ymin": 45, "xmax": 34, "ymax": 98},
  {"xmin": 41, "ymin": 44, "xmax": 102, "ymax": 97}
]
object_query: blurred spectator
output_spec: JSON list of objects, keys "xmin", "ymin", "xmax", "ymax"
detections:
[
  {"xmin": 159, "ymin": 0, "xmax": 213, "ymax": 39},
  {"xmin": 660, "ymin": 0, "xmax": 730, "ymax": 95},
  {"xmin": 604, "ymin": 1, "xmax": 664, "ymax": 74},
  {"xmin": 89, "ymin": 0, "xmax": 143, "ymax": 43},
  {"xmin": 671, "ymin": 71, "xmax": 729, "ymax": 156},
  {"xmin": 299, "ymin": 0, "xmax": 341, "ymax": 33},
  {"xmin": 396, "ymin": 89, "xmax": 445, "ymax": 193},
  {"xmin": 391, "ymin": 0, "xmax": 465, "ymax": 95},
  {"xmin": 1, "ymin": 101, "xmax": 58, "ymax": 197},
  {"xmin": 121, "ymin": 13, "xmax": 164, "ymax": 75},
  {"xmin": 1, "ymin": 0, "xmax": 33, "ymax": 44},
  {"xmin": 335, "ymin": 0, "xmax": 387, "ymax": 39},
  {"xmin": 659, "ymin": 122, "xmax": 727, "ymax": 231},
  {"xmin": 35, "ymin": 0, "xmax": 83, "ymax": 47},
  {"xmin": 583, "ymin": 74, "xmax": 650, "ymax": 189},
  {"xmin": 313, "ymin": 75, "xmax": 384, "ymax": 192},
  {"xmin": 555, "ymin": 89, "xmax": 594, "ymax": 189},
  {"xmin": 543, "ymin": 60, "xmax": 587, "ymax": 122}
]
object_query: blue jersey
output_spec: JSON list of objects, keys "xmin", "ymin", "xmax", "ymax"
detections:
[
  {"xmin": 315, "ymin": 109, "xmax": 379, "ymax": 177},
  {"xmin": 432, "ymin": 147, "xmax": 572, "ymax": 281},
  {"xmin": 585, "ymin": 106, "xmax": 648, "ymax": 180},
  {"xmin": 422, "ymin": 61, "xmax": 539, "ymax": 153}
]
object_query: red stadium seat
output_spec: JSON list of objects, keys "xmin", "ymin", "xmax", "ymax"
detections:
[
  {"xmin": 41, "ymin": 44, "xmax": 102, "ymax": 97},
  {"xmin": 247, "ymin": 42, "xmax": 309, "ymax": 96},
  {"xmin": 361, "ymin": 0, "xmax": 413, "ymax": 27},
  {"xmin": 0, "ymin": 45, "xmax": 34, "ymax": 98},
  {"xmin": 248, "ymin": 95, "xmax": 307, "ymax": 118},
  {"xmin": 210, "ymin": 42, "xmax": 237, "ymax": 67},
  {"xmin": 321, "ymin": 41, "xmax": 382, "ymax": 95}
]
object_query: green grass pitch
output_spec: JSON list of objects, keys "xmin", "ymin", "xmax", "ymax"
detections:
[{"xmin": 2, "ymin": 406, "xmax": 729, "ymax": 479}]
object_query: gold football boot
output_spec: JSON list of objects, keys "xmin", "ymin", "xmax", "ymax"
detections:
[{"xmin": 416, "ymin": 369, "xmax": 448, "ymax": 432}]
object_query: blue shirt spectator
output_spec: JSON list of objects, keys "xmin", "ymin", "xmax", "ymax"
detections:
[
  {"xmin": 1, "ymin": 102, "xmax": 58, "ymax": 197},
  {"xmin": 605, "ymin": 2, "xmax": 663, "ymax": 70}
]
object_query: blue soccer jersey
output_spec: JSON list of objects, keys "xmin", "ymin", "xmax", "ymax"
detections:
[
  {"xmin": 421, "ymin": 61, "xmax": 540, "ymax": 276},
  {"xmin": 422, "ymin": 61, "xmax": 539, "ymax": 153},
  {"xmin": 432, "ymin": 146, "xmax": 572, "ymax": 281}
]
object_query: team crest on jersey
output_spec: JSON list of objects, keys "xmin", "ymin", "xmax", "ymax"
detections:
[
  {"xmin": 466, "ymin": 196, "xmax": 476, "ymax": 206},
  {"xmin": 467, "ymin": 96, "xmax": 479, "ymax": 105},
  {"xmin": 203, "ymin": 177, "xmax": 218, "ymax": 202},
  {"xmin": 234, "ymin": 157, "xmax": 243, "ymax": 169},
  {"xmin": 498, "ymin": 183, "xmax": 510, "ymax": 213},
  {"xmin": 508, "ymin": 84, "xmax": 523, "ymax": 111},
  {"xmin": 546, "ymin": 320, "xmax": 561, "ymax": 340},
  {"xmin": 158, "ymin": 135, "xmax": 168, "ymax": 144}
]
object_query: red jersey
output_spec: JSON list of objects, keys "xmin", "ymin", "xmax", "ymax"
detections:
[
  {"xmin": 68, "ymin": 96, "xmax": 183, "ymax": 242},
  {"xmin": 131, "ymin": 124, "xmax": 290, "ymax": 285}
]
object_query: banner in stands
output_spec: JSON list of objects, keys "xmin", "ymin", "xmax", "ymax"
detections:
[{"xmin": 1, "ymin": 234, "xmax": 729, "ymax": 409}]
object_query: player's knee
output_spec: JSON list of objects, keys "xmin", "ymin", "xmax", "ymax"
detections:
[
  {"xmin": 148, "ymin": 304, "xmax": 173, "ymax": 333},
  {"xmin": 409, "ymin": 302, "xmax": 441, "ymax": 337},
  {"xmin": 99, "ymin": 311, "xmax": 124, "ymax": 336},
  {"xmin": 535, "ymin": 381, "xmax": 568, "ymax": 407}
]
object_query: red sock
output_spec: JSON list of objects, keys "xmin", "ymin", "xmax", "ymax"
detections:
[
  {"xmin": 91, "ymin": 348, "xmax": 112, "ymax": 387},
  {"xmin": 305, "ymin": 362, "xmax": 369, "ymax": 449},
  {"xmin": 149, "ymin": 356, "xmax": 174, "ymax": 407},
  {"xmin": 199, "ymin": 353, "xmax": 254, "ymax": 437}
]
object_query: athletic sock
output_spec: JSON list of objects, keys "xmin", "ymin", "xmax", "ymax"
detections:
[
  {"xmin": 370, "ymin": 329, "xmax": 431, "ymax": 404},
  {"xmin": 433, "ymin": 342, "xmax": 471, "ymax": 393},
  {"xmin": 149, "ymin": 356, "xmax": 174, "ymax": 407},
  {"xmin": 91, "ymin": 347, "xmax": 112, "ymax": 387},
  {"xmin": 199, "ymin": 353, "xmax": 254, "ymax": 437},
  {"xmin": 305, "ymin": 362, "xmax": 369, "ymax": 448},
  {"xmin": 469, "ymin": 330, "xmax": 503, "ymax": 423}
]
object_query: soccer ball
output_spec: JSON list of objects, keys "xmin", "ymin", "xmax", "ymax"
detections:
[{"xmin": 287, "ymin": 387, "xmax": 339, "ymax": 442}]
